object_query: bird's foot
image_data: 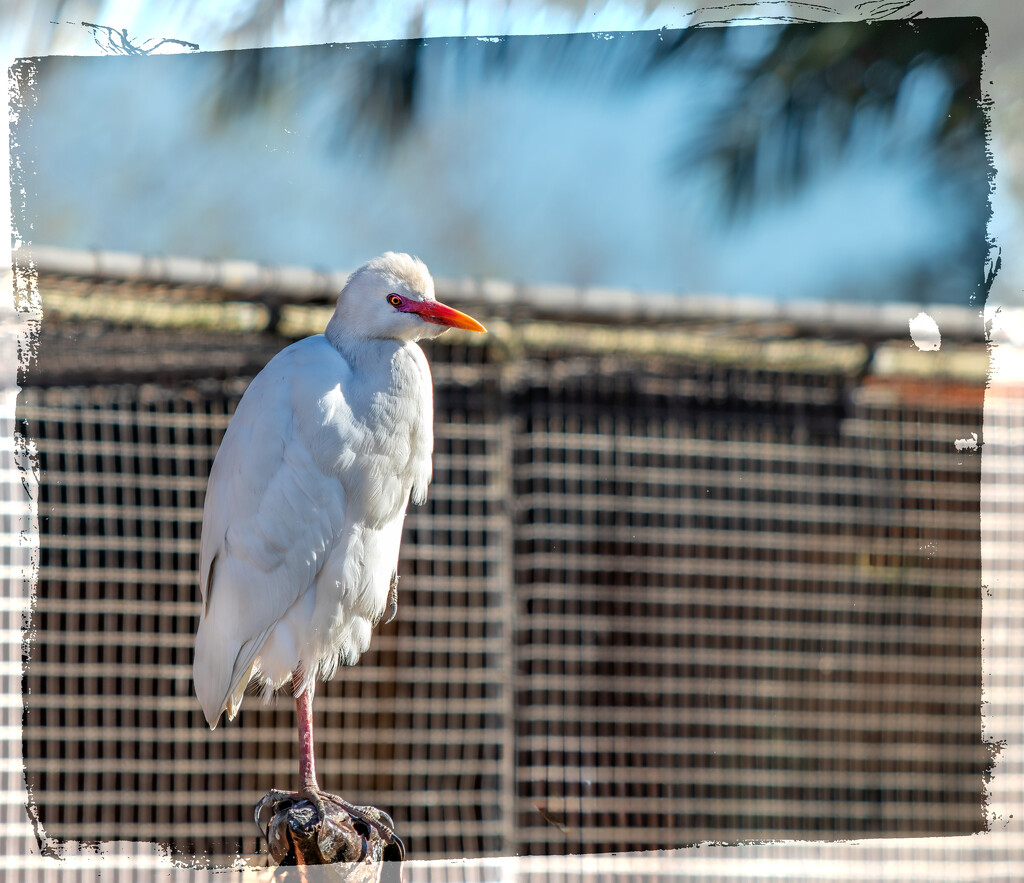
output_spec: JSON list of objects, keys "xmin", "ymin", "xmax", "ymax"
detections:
[
  {"xmin": 256, "ymin": 788, "xmax": 405, "ymax": 868},
  {"xmin": 315, "ymin": 790, "xmax": 401, "ymax": 849}
]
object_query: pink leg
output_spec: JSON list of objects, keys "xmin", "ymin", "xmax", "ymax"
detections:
[
  {"xmin": 294, "ymin": 672, "xmax": 319, "ymax": 794},
  {"xmin": 276, "ymin": 673, "xmax": 400, "ymax": 849}
]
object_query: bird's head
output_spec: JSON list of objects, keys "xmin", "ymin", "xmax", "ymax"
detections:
[{"xmin": 327, "ymin": 252, "xmax": 486, "ymax": 345}]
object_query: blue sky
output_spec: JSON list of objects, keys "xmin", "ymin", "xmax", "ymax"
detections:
[{"xmin": 14, "ymin": 16, "xmax": 989, "ymax": 304}]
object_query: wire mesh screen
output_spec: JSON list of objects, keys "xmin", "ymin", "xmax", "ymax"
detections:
[
  {"xmin": 21, "ymin": 362, "xmax": 512, "ymax": 864},
  {"xmin": 510, "ymin": 358, "xmax": 986, "ymax": 853},
  {"xmin": 19, "ymin": 270, "xmax": 989, "ymax": 864}
]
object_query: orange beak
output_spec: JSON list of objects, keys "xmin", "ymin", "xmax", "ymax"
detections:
[{"xmin": 409, "ymin": 299, "xmax": 487, "ymax": 333}]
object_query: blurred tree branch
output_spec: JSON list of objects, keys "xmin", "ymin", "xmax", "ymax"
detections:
[
  {"xmin": 81, "ymin": 21, "xmax": 199, "ymax": 54},
  {"xmin": 206, "ymin": 15, "xmax": 986, "ymax": 217},
  {"xmin": 195, "ymin": 8, "xmax": 989, "ymax": 303},
  {"xmin": 651, "ymin": 18, "xmax": 986, "ymax": 218}
]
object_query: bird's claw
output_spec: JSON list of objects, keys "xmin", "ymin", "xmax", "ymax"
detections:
[
  {"xmin": 255, "ymin": 788, "xmax": 299, "ymax": 831},
  {"xmin": 256, "ymin": 787, "xmax": 405, "ymax": 865},
  {"xmin": 317, "ymin": 790, "xmax": 405, "ymax": 860}
]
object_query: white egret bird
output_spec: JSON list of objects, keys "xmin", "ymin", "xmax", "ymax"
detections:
[{"xmin": 193, "ymin": 252, "xmax": 486, "ymax": 822}]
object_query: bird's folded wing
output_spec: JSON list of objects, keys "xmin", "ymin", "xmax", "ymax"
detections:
[{"xmin": 194, "ymin": 340, "xmax": 354, "ymax": 725}]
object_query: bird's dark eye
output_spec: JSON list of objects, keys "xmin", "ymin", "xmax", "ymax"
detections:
[{"xmin": 387, "ymin": 294, "xmax": 402, "ymax": 307}]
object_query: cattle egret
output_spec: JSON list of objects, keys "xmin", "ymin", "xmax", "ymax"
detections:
[{"xmin": 193, "ymin": 252, "xmax": 486, "ymax": 825}]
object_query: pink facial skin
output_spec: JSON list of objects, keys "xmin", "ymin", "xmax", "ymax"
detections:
[{"xmin": 387, "ymin": 293, "xmax": 487, "ymax": 332}]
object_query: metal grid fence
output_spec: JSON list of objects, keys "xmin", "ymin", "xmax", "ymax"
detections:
[
  {"xmin": 508, "ymin": 350, "xmax": 986, "ymax": 853},
  {"xmin": 15, "ymin": 262, "xmax": 992, "ymax": 866},
  {"xmin": 22, "ymin": 374, "xmax": 512, "ymax": 865}
]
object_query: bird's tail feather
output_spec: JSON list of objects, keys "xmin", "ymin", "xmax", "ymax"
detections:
[
  {"xmin": 193, "ymin": 622, "xmax": 270, "ymax": 728},
  {"xmin": 226, "ymin": 662, "xmax": 255, "ymax": 720},
  {"xmin": 193, "ymin": 626, "xmax": 236, "ymax": 729}
]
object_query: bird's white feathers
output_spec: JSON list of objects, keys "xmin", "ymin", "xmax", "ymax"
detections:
[
  {"xmin": 326, "ymin": 252, "xmax": 443, "ymax": 345},
  {"xmin": 193, "ymin": 253, "xmax": 437, "ymax": 728}
]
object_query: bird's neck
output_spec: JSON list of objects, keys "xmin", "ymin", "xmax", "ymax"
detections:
[{"xmin": 325, "ymin": 323, "xmax": 418, "ymax": 374}]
